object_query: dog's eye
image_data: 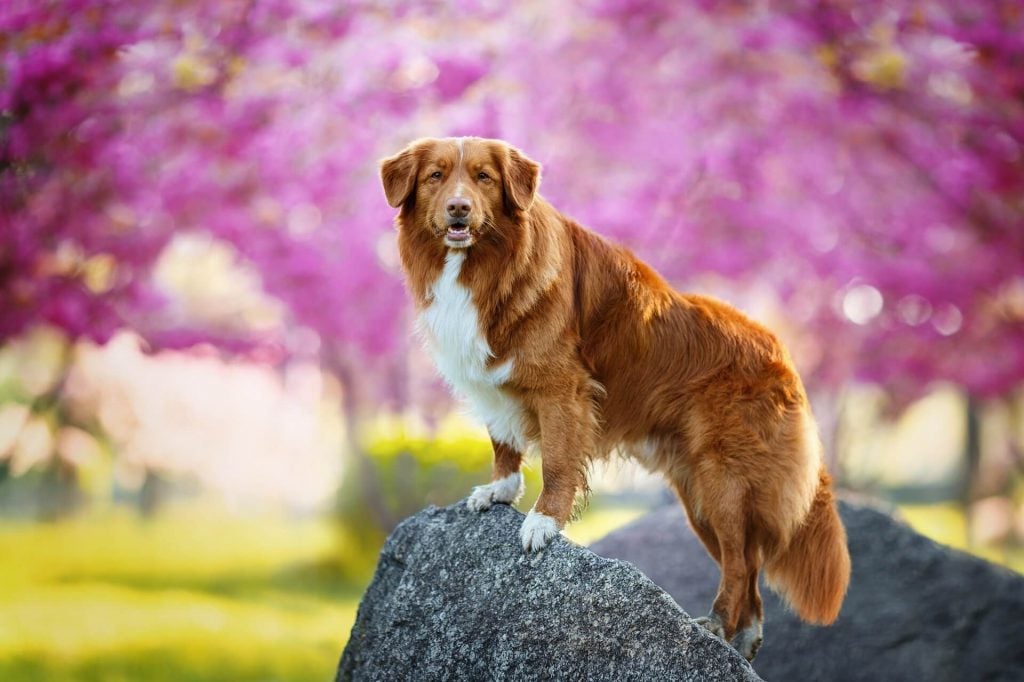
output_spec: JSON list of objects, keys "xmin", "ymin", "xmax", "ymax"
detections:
[
  {"xmin": 477, "ymin": 172, "xmax": 490, "ymax": 182},
  {"xmin": 430, "ymin": 171, "xmax": 443, "ymax": 180}
]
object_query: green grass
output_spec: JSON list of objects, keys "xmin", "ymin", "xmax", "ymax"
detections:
[
  {"xmin": 563, "ymin": 505, "xmax": 649, "ymax": 546},
  {"xmin": 899, "ymin": 502, "xmax": 1024, "ymax": 573},
  {"xmin": 0, "ymin": 503, "xmax": 365, "ymax": 682}
]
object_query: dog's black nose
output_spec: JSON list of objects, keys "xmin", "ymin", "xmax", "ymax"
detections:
[{"xmin": 446, "ymin": 196, "xmax": 471, "ymax": 219}]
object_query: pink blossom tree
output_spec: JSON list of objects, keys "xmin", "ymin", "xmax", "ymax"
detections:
[
  {"xmin": 494, "ymin": 0, "xmax": 1024, "ymax": 406},
  {"xmin": 3, "ymin": 0, "xmax": 1022, "ymax": 419}
]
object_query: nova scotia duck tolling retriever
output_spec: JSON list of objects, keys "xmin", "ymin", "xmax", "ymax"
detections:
[{"xmin": 380, "ymin": 136, "xmax": 850, "ymax": 660}]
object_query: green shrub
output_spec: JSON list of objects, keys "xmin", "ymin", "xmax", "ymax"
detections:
[{"xmin": 336, "ymin": 418, "xmax": 540, "ymax": 552}]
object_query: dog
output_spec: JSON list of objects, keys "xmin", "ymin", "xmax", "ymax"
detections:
[{"xmin": 380, "ymin": 136, "xmax": 850, "ymax": 661}]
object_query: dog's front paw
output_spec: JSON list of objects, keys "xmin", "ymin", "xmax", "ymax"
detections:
[
  {"xmin": 520, "ymin": 510, "xmax": 560, "ymax": 552},
  {"xmin": 466, "ymin": 472, "xmax": 524, "ymax": 512}
]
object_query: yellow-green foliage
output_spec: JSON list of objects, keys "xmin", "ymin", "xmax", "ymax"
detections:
[
  {"xmin": 900, "ymin": 503, "xmax": 1024, "ymax": 573},
  {"xmin": 336, "ymin": 416, "xmax": 543, "ymax": 548},
  {"xmin": 0, "ymin": 503, "xmax": 365, "ymax": 682}
]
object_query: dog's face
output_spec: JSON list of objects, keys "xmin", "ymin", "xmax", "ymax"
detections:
[{"xmin": 380, "ymin": 137, "xmax": 540, "ymax": 249}]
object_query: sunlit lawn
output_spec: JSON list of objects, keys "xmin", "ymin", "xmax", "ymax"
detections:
[
  {"xmin": 899, "ymin": 503, "xmax": 1024, "ymax": 574},
  {"xmin": 0, "ymin": 499, "xmax": 1018, "ymax": 682},
  {"xmin": 562, "ymin": 505, "xmax": 650, "ymax": 546},
  {"xmin": 0, "ymin": 503, "xmax": 367, "ymax": 682}
]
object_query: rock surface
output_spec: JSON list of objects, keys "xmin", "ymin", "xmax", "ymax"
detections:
[
  {"xmin": 590, "ymin": 500, "xmax": 1024, "ymax": 682},
  {"xmin": 337, "ymin": 502, "xmax": 760, "ymax": 681}
]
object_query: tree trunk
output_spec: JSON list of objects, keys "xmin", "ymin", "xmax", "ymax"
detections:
[
  {"xmin": 962, "ymin": 394, "xmax": 981, "ymax": 544},
  {"xmin": 333, "ymin": 356, "xmax": 394, "ymax": 531}
]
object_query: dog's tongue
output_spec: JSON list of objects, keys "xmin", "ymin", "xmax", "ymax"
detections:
[{"xmin": 448, "ymin": 227, "xmax": 470, "ymax": 241}]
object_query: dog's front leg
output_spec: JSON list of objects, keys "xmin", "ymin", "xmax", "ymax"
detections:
[
  {"xmin": 520, "ymin": 395, "xmax": 593, "ymax": 552},
  {"xmin": 467, "ymin": 438, "xmax": 524, "ymax": 511}
]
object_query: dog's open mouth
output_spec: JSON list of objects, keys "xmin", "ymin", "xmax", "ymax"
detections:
[{"xmin": 446, "ymin": 224, "xmax": 471, "ymax": 243}]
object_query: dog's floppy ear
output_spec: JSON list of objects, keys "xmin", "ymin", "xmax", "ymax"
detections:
[
  {"xmin": 380, "ymin": 142, "xmax": 422, "ymax": 208},
  {"xmin": 501, "ymin": 145, "xmax": 541, "ymax": 215}
]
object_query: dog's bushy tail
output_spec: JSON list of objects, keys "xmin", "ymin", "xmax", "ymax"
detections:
[{"xmin": 765, "ymin": 468, "xmax": 850, "ymax": 624}]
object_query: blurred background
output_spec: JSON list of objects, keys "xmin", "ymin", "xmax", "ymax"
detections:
[{"xmin": 2, "ymin": 0, "xmax": 1023, "ymax": 679}]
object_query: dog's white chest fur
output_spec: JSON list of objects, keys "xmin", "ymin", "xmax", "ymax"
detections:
[{"xmin": 418, "ymin": 251, "xmax": 528, "ymax": 451}]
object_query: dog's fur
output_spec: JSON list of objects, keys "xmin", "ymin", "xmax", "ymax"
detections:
[{"xmin": 381, "ymin": 136, "xmax": 850, "ymax": 660}]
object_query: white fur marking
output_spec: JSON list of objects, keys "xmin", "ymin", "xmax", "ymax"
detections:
[
  {"xmin": 520, "ymin": 510, "xmax": 560, "ymax": 552},
  {"xmin": 454, "ymin": 181, "xmax": 465, "ymax": 197},
  {"xmin": 418, "ymin": 251, "xmax": 529, "ymax": 452},
  {"xmin": 466, "ymin": 472, "xmax": 524, "ymax": 511},
  {"xmin": 731, "ymin": 618, "xmax": 763, "ymax": 661}
]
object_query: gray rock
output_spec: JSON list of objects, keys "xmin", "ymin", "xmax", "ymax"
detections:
[
  {"xmin": 590, "ymin": 500, "xmax": 1024, "ymax": 682},
  {"xmin": 337, "ymin": 502, "xmax": 760, "ymax": 681}
]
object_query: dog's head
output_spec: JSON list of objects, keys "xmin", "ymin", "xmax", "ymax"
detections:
[{"xmin": 380, "ymin": 137, "xmax": 540, "ymax": 249}]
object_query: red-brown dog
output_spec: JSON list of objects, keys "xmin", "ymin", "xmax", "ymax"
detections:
[{"xmin": 381, "ymin": 136, "xmax": 850, "ymax": 660}]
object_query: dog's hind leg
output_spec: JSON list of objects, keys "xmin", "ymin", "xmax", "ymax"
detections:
[
  {"xmin": 674, "ymin": 487, "xmax": 721, "ymax": 564},
  {"xmin": 676, "ymin": 480, "xmax": 762, "ymax": 659},
  {"xmin": 687, "ymin": 462, "xmax": 754, "ymax": 651},
  {"xmin": 694, "ymin": 527, "xmax": 749, "ymax": 645},
  {"xmin": 730, "ymin": 533, "xmax": 765, "ymax": 661}
]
